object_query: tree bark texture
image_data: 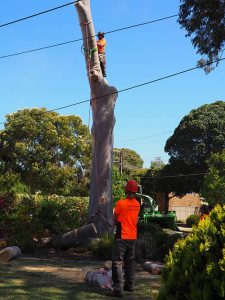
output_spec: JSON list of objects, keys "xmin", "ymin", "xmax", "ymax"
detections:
[{"xmin": 75, "ymin": 0, "xmax": 118, "ymax": 236}]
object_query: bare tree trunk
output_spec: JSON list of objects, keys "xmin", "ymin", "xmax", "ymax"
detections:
[
  {"xmin": 52, "ymin": 0, "xmax": 117, "ymax": 249},
  {"xmin": 74, "ymin": 0, "xmax": 117, "ymax": 236}
]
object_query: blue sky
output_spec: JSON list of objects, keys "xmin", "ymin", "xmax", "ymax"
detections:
[{"xmin": 0, "ymin": 0, "xmax": 224, "ymax": 168}]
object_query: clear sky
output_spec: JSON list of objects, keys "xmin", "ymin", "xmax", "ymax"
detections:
[{"xmin": 0, "ymin": 0, "xmax": 224, "ymax": 168}]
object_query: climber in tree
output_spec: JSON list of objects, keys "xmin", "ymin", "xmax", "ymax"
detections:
[{"xmin": 97, "ymin": 31, "xmax": 106, "ymax": 77}]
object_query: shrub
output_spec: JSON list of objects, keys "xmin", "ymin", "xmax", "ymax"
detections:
[
  {"xmin": 37, "ymin": 195, "xmax": 89, "ymax": 234},
  {"xmin": 186, "ymin": 214, "xmax": 200, "ymax": 227},
  {"xmin": 4, "ymin": 194, "xmax": 41, "ymax": 252},
  {"xmin": 136, "ymin": 222, "xmax": 182, "ymax": 261},
  {"xmin": 157, "ymin": 205, "xmax": 225, "ymax": 300},
  {"xmin": 89, "ymin": 233, "xmax": 114, "ymax": 260},
  {"xmin": 0, "ymin": 194, "xmax": 89, "ymax": 252}
]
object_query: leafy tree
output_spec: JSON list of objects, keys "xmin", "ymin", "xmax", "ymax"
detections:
[
  {"xmin": 141, "ymin": 157, "xmax": 165, "ymax": 197},
  {"xmin": 112, "ymin": 166, "xmax": 127, "ymax": 203},
  {"xmin": 113, "ymin": 148, "xmax": 143, "ymax": 175},
  {"xmin": 0, "ymin": 108, "xmax": 91, "ymax": 195},
  {"xmin": 164, "ymin": 101, "xmax": 225, "ymax": 193},
  {"xmin": 201, "ymin": 151, "xmax": 225, "ymax": 207},
  {"xmin": 179, "ymin": 0, "xmax": 225, "ymax": 72}
]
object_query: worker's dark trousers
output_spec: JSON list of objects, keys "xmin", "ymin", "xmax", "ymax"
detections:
[
  {"xmin": 112, "ymin": 239, "xmax": 136, "ymax": 294},
  {"xmin": 98, "ymin": 54, "xmax": 106, "ymax": 77}
]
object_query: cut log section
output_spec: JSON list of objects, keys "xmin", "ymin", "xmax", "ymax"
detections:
[
  {"xmin": 52, "ymin": 223, "xmax": 98, "ymax": 249},
  {"xmin": 143, "ymin": 261, "xmax": 164, "ymax": 275},
  {"xmin": 0, "ymin": 246, "xmax": 21, "ymax": 262}
]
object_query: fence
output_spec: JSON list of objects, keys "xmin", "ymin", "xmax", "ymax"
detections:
[{"xmin": 170, "ymin": 206, "xmax": 197, "ymax": 221}]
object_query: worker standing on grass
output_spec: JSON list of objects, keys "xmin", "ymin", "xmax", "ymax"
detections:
[
  {"xmin": 97, "ymin": 31, "xmax": 106, "ymax": 77},
  {"xmin": 107, "ymin": 180, "xmax": 140, "ymax": 298}
]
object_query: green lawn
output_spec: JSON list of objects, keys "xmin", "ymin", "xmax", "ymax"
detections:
[{"xmin": 0, "ymin": 258, "xmax": 160, "ymax": 299}]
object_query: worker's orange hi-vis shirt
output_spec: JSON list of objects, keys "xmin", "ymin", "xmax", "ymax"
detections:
[
  {"xmin": 97, "ymin": 38, "xmax": 106, "ymax": 54},
  {"xmin": 114, "ymin": 198, "xmax": 140, "ymax": 240}
]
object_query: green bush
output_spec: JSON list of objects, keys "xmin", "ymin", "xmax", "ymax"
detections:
[
  {"xmin": 37, "ymin": 195, "xmax": 89, "ymax": 234},
  {"xmin": 157, "ymin": 205, "xmax": 225, "ymax": 300},
  {"xmin": 89, "ymin": 233, "xmax": 114, "ymax": 260},
  {"xmin": 136, "ymin": 222, "xmax": 182, "ymax": 261},
  {"xmin": 3, "ymin": 194, "xmax": 41, "ymax": 252},
  {"xmin": 0, "ymin": 194, "xmax": 89, "ymax": 252},
  {"xmin": 186, "ymin": 214, "xmax": 200, "ymax": 227}
]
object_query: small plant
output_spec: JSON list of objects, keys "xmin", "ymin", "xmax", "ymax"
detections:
[
  {"xmin": 89, "ymin": 233, "xmax": 114, "ymax": 260},
  {"xmin": 186, "ymin": 214, "xmax": 200, "ymax": 227},
  {"xmin": 136, "ymin": 222, "xmax": 182, "ymax": 261}
]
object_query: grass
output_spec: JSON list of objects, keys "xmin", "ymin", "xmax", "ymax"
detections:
[{"xmin": 0, "ymin": 258, "xmax": 161, "ymax": 299}]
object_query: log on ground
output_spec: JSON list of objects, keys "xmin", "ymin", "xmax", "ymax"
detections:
[{"xmin": 52, "ymin": 223, "xmax": 98, "ymax": 249}]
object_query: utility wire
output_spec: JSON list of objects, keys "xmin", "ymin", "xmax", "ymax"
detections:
[
  {"xmin": 46, "ymin": 56, "xmax": 225, "ymax": 112},
  {"xmin": 0, "ymin": 14, "xmax": 178, "ymax": 60},
  {"xmin": 118, "ymin": 131, "xmax": 173, "ymax": 142},
  {"xmin": 0, "ymin": 1, "xmax": 75, "ymax": 28},
  {"xmin": 140, "ymin": 172, "xmax": 207, "ymax": 179},
  {"xmin": 0, "ymin": 57, "xmax": 224, "ymax": 126}
]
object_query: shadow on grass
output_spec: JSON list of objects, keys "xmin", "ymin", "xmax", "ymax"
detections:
[{"xmin": 0, "ymin": 258, "xmax": 160, "ymax": 299}]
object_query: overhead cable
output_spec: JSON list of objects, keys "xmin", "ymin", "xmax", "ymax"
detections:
[
  {"xmin": 0, "ymin": 1, "xmax": 75, "ymax": 28},
  {"xmin": 0, "ymin": 14, "xmax": 178, "ymax": 60},
  {"xmin": 0, "ymin": 57, "xmax": 224, "ymax": 125},
  {"xmin": 118, "ymin": 131, "xmax": 173, "ymax": 142},
  {"xmin": 140, "ymin": 172, "xmax": 207, "ymax": 179},
  {"xmin": 48, "ymin": 56, "xmax": 225, "ymax": 112}
]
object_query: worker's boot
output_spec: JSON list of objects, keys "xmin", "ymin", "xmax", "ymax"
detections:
[
  {"xmin": 124, "ymin": 283, "xmax": 134, "ymax": 292},
  {"xmin": 106, "ymin": 289, "xmax": 123, "ymax": 297}
]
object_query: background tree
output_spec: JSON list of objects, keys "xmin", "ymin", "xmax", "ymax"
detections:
[
  {"xmin": 113, "ymin": 148, "xmax": 143, "ymax": 175},
  {"xmin": 179, "ymin": 0, "xmax": 225, "ymax": 72},
  {"xmin": 0, "ymin": 108, "xmax": 91, "ymax": 196},
  {"xmin": 141, "ymin": 157, "xmax": 165, "ymax": 197},
  {"xmin": 164, "ymin": 101, "xmax": 225, "ymax": 194},
  {"xmin": 201, "ymin": 151, "xmax": 225, "ymax": 207},
  {"xmin": 112, "ymin": 166, "xmax": 127, "ymax": 203},
  {"xmin": 75, "ymin": 0, "xmax": 118, "ymax": 236}
]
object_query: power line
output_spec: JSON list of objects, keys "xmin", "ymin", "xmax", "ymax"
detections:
[
  {"xmin": 0, "ymin": 1, "xmax": 75, "ymax": 28},
  {"xmin": 46, "ymin": 56, "xmax": 225, "ymax": 112},
  {"xmin": 0, "ymin": 14, "xmax": 178, "ymax": 60},
  {"xmin": 0, "ymin": 56, "xmax": 224, "ymax": 125},
  {"xmin": 118, "ymin": 131, "xmax": 173, "ymax": 142},
  {"xmin": 140, "ymin": 172, "xmax": 207, "ymax": 179}
]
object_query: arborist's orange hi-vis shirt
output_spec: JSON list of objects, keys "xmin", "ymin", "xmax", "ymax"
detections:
[
  {"xmin": 97, "ymin": 38, "xmax": 106, "ymax": 54},
  {"xmin": 114, "ymin": 198, "xmax": 140, "ymax": 240}
]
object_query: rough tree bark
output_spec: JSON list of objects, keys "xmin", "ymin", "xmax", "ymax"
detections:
[{"xmin": 52, "ymin": 0, "xmax": 118, "ymax": 248}]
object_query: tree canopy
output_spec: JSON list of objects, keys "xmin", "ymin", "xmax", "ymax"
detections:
[
  {"xmin": 141, "ymin": 157, "xmax": 165, "ymax": 197},
  {"xmin": 163, "ymin": 101, "xmax": 225, "ymax": 194},
  {"xmin": 113, "ymin": 148, "xmax": 143, "ymax": 175},
  {"xmin": 201, "ymin": 151, "xmax": 225, "ymax": 207},
  {"xmin": 165, "ymin": 101, "xmax": 225, "ymax": 170},
  {"xmin": 179, "ymin": 0, "xmax": 225, "ymax": 70},
  {"xmin": 0, "ymin": 108, "xmax": 92, "ymax": 195}
]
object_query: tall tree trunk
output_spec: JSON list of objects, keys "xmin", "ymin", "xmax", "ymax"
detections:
[
  {"xmin": 75, "ymin": 0, "xmax": 117, "ymax": 235},
  {"xmin": 52, "ymin": 0, "xmax": 117, "ymax": 249}
]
